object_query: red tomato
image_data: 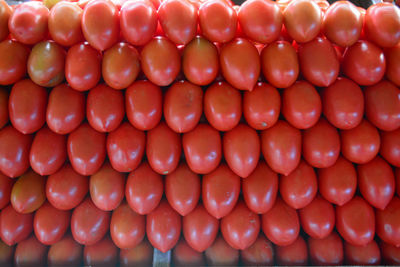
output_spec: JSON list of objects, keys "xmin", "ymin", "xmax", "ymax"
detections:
[
  {"xmin": 342, "ymin": 40, "xmax": 386, "ymax": 86},
  {"xmin": 199, "ymin": 0, "xmax": 237, "ymax": 43},
  {"xmin": 81, "ymin": 0, "xmax": 119, "ymax": 51},
  {"xmin": 110, "ymin": 201, "xmax": 145, "ymax": 249},
  {"xmin": 0, "ymin": 87, "xmax": 7, "ymax": 129},
  {"xmin": 173, "ymin": 238, "xmax": 205, "ymax": 266},
  {"xmin": 380, "ymin": 128, "xmax": 400, "ymax": 167},
  {"xmin": 283, "ymin": 0, "xmax": 321, "ymax": 43},
  {"xmin": 65, "ymin": 42, "xmax": 101, "ymax": 92},
  {"xmin": 204, "ymin": 81, "xmax": 242, "ymax": 131},
  {"xmin": 385, "ymin": 44, "xmax": 400, "ymax": 86},
  {"xmin": 276, "ymin": 236, "xmax": 308, "ymax": 266},
  {"xmin": 336, "ymin": 196, "xmax": 375, "ymax": 246},
  {"xmin": 120, "ymin": 0, "xmax": 157, "ymax": 46},
  {"xmin": 140, "ymin": 36, "xmax": 181, "ymax": 86},
  {"xmin": 260, "ymin": 41, "xmax": 299, "ymax": 88},
  {"xmin": 282, "ymin": 81, "xmax": 321, "ymax": 129},
  {"xmin": 9, "ymin": 79, "xmax": 47, "ymax": 134},
  {"xmin": 0, "ymin": 205, "xmax": 33, "ymax": 246},
  {"xmin": 202, "ymin": 164, "xmax": 240, "ymax": 219},
  {"xmin": 146, "ymin": 199, "xmax": 181, "ymax": 253},
  {"xmin": 49, "ymin": 2, "xmax": 84, "ymax": 47},
  {"xmin": 67, "ymin": 123, "xmax": 106, "ymax": 176},
  {"xmin": 261, "ymin": 120, "xmax": 301, "ymax": 176},
  {"xmin": 0, "ymin": 1, "xmax": 11, "ymax": 42},
  {"xmin": 182, "ymin": 36, "xmax": 219, "ymax": 86},
  {"xmin": 365, "ymin": 80, "xmax": 400, "ymax": 131},
  {"xmin": 322, "ymin": 1, "xmax": 363, "ymax": 47},
  {"xmin": 83, "ymin": 236, "xmax": 118, "ymax": 266},
  {"xmin": 376, "ymin": 196, "xmax": 400, "ymax": 247},
  {"xmin": 308, "ymin": 231, "xmax": 344, "ymax": 265},
  {"xmin": 0, "ymin": 239, "xmax": 13, "ymax": 267},
  {"xmin": 8, "ymin": 2, "xmax": 49, "ymax": 45},
  {"xmin": 241, "ymin": 234, "xmax": 274, "ymax": 266},
  {"xmin": 14, "ymin": 235, "xmax": 47, "ymax": 267},
  {"xmin": 205, "ymin": 235, "xmax": 239, "ymax": 266},
  {"xmin": 125, "ymin": 161, "xmax": 163, "ymax": 215},
  {"xmin": 71, "ymin": 197, "xmax": 110, "ymax": 245},
  {"xmin": 0, "ymin": 40, "xmax": 29, "ymax": 85},
  {"xmin": 119, "ymin": 238, "xmax": 153, "ymax": 267},
  {"xmin": 0, "ymin": 173, "xmax": 13, "ymax": 209},
  {"xmin": 164, "ymin": 81, "xmax": 203, "ymax": 133},
  {"xmin": 220, "ymin": 38, "xmax": 260, "ymax": 91},
  {"xmin": 397, "ymin": 168, "xmax": 400, "ymax": 196},
  {"xmin": 47, "ymin": 234, "xmax": 83, "ymax": 267},
  {"xmin": 344, "ymin": 240, "xmax": 381, "ymax": 265},
  {"xmin": 381, "ymin": 241, "xmax": 400, "ymax": 264},
  {"xmin": 322, "ymin": 77, "xmax": 364, "ymax": 130}
]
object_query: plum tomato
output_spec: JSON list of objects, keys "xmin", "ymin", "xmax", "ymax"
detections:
[
  {"xmin": 47, "ymin": 234, "xmax": 83, "ymax": 267},
  {"xmin": 83, "ymin": 236, "xmax": 118, "ymax": 266},
  {"xmin": 381, "ymin": 241, "xmax": 400, "ymax": 264},
  {"xmin": 241, "ymin": 234, "xmax": 274, "ymax": 266},
  {"xmin": 173, "ymin": 238, "xmax": 205, "ymax": 266},
  {"xmin": 0, "ymin": 1, "xmax": 11, "ymax": 42},
  {"xmin": 205, "ymin": 235, "xmax": 239, "ymax": 266},
  {"xmin": 0, "ymin": 173, "xmax": 13, "ymax": 210},
  {"xmin": 385, "ymin": 44, "xmax": 400, "ymax": 86},
  {"xmin": 0, "ymin": 239, "xmax": 14, "ymax": 267},
  {"xmin": 308, "ymin": 231, "xmax": 344, "ymax": 265},
  {"xmin": 380, "ymin": 128, "xmax": 400, "ymax": 167},
  {"xmin": 119, "ymin": 238, "xmax": 153, "ymax": 267},
  {"xmin": 276, "ymin": 236, "xmax": 308, "ymax": 266},
  {"xmin": 344, "ymin": 240, "xmax": 381, "ymax": 265},
  {"xmin": 0, "ymin": 205, "xmax": 33, "ymax": 246},
  {"xmin": 0, "ymin": 40, "xmax": 29, "ymax": 86},
  {"xmin": 14, "ymin": 235, "xmax": 47, "ymax": 267},
  {"xmin": 376, "ymin": 196, "xmax": 400, "ymax": 247}
]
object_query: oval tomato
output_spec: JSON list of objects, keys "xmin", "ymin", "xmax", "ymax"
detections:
[
  {"xmin": 205, "ymin": 235, "xmax": 239, "ymax": 266},
  {"xmin": 241, "ymin": 234, "xmax": 274, "ymax": 266},
  {"xmin": 308, "ymin": 231, "xmax": 344, "ymax": 265},
  {"xmin": 276, "ymin": 236, "xmax": 308, "ymax": 266},
  {"xmin": 119, "ymin": 238, "xmax": 153, "ymax": 267},
  {"xmin": 172, "ymin": 238, "xmax": 205, "ymax": 266},
  {"xmin": 0, "ymin": 1, "xmax": 11, "ymax": 42},
  {"xmin": 14, "ymin": 235, "xmax": 47, "ymax": 267},
  {"xmin": 47, "ymin": 234, "xmax": 83, "ymax": 267},
  {"xmin": 381, "ymin": 241, "xmax": 400, "ymax": 264},
  {"xmin": 0, "ymin": 173, "xmax": 13, "ymax": 209},
  {"xmin": 376, "ymin": 196, "xmax": 400, "ymax": 247},
  {"xmin": 0, "ymin": 239, "xmax": 14, "ymax": 267},
  {"xmin": 385, "ymin": 44, "xmax": 400, "ymax": 86},
  {"xmin": 380, "ymin": 128, "xmax": 400, "ymax": 167},
  {"xmin": 0, "ymin": 87, "xmax": 7, "ymax": 130},
  {"xmin": 83, "ymin": 236, "xmax": 118, "ymax": 266},
  {"xmin": 0, "ymin": 205, "xmax": 33, "ymax": 246},
  {"xmin": 0, "ymin": 40, "xmax": 29, "ymax": 86},
  {"xmin": 344, "ymin": 240, "xmax": 381, "ymax": 265}
]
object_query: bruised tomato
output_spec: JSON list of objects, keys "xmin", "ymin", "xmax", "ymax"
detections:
[
  {"xmin": 14, "ymin": 235, "xmax": 47, "ymax": 267},
  {"xmin": 344, "ymin": 240, "xmax": 381, "ymax": 265},
  {"xmin": 376, "ymin": 196, "xmax": 400, "ymax": 247},
  {"xmin": 47, "ymin": 234, "xmax": 83, "ymax": 267},
  {"xmin": 173, "ymin": 238, "xmax": 205, "ymax": 266},
  {"xmin": 276, "ymin": 236, "xmax": 308, "ymax": 266},
  {"xmin": 83, "ymin": 236, "xmax": 118, "ymax": 266},
  {"xmin": 0, "ymin": 205, "xmax": 33, "ymax": 246},
  {"xmin": 205, "ymin": 235, "xmax": 239, "ymax": 266},
  {"xmin": 0, "ymin": 40, "xmax": 29, "ymax": 86},
  {"xmin": 380, "ymin": 128, "xmax": 400, "ymax": 167},
  {"xmin": 308, "ymin": 231, "xmax": 344, "ymax": 265},
  {"xmin": 0, "ymin": 173, "xmax": 13, "ymax": 209}
]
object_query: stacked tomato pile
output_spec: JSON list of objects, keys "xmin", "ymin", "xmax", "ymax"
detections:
[{"xmin": 0, "ymin": 0, "xmax": 400, "ymax": 265}]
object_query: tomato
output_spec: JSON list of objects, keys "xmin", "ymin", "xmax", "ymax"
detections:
[
  {"xmin": 381, "ymin": 241, "xmax": 400, "ymax": 264},
  {"xmin": 8, "ymin": 2, "xmax": 49, "ymax": 45},
  {"xmin": 0, "ymin": 1, "xmax": 11, "ymax": 42},
  {"xmin": 380, "ymin": 128, "xmax": 400, "ymax": 167},
  {"xmin": 308, "ymin": 231, "xmax": 344, "ymax": 265},
  {"xmin": 342, "ymin": 40, "xmax": 386, "ymax": 86},
  {"xmin": 385, "ymin": 44, "xmax": 400, "ymax": 86},
  {"xmin": 376, "ymin": 196, "xmax": 400, "ymax": 247},
  {"xmin": 125, "ymin": 161, "xmax": 163, "ymax": 215},
  {"xmin": 317, "ymin": 156, "xmax": 357, "ymax": 206},
  {"xmin": 65, "ymin": 42, "xmax": 101, "ymax": 92},
  {"xmin": 240, "ymin": 234, "xmax": 273, "ymax": 266},
  {"xmin": 344, "ymin": 240, "xmax": 381, "ymax": 265},
  {"xmin": 120, "ymin": 0, "xmax": 157, "ymax": 46},
  {"xmin": 336, "ymin": 196, "xmax": 375, "ymax": 246},
  {"xmin": 172, "ymin": 238, "xmax": 205, "ymax": 266},
  {"xmin": 140, "ymin": 37, "xmax": 181, "ymax": 86},
  {"xmin": 146, "ymin": 199, "xmax": 181, "ymax": 253},
  {"xmin": 11, "ymin": 170, "xmax": 45, "ymax": 214},
  {"xmin": 0, "ymin": 205, "xmax": 33, "ymax": 246},
  {"xmin": 67, "ymin": 123, "xmax": 106, "ymax": 176},
  {"xmin": 0, "ymin": 173, "xmax": 13, "ymax": 209},
  {"xmin": 83, "ymin": 236, "xmax": 118, "ymax": 266},
  {"xmin": 202, "ymin": 164, "xmax": 240, "ymax": 219},
  {"xmin": 205, "ymin": 235, "xmax": 239, "ymax": 266},
  {"xmin": 204, "ymin": 82, "xmax": 242, "ymax": 131},
  {"xmin": 283, "ymin": 0, "xmax": 321, "ymax": 43},
  {"xmin": 119, "ymin": 238, "xmax": 153, "ymax": 267},
  {"xmin": 47, "ymin": 234, "xmax": 83, "ymax": 267},
  {"xmin": 276, "ymin": 236, "xmax": 308, "ymax": 266},
  {"xmin": 198, "ymin": 0, "xmax": 237, "ymax": 43},
  {"xmin": 0, "ymin": 40, "xmax": 29, "ymax": 85},
  {"xmin": 9, "ymin": 79, "xmax": 47, "ymax": 134},
  {"xmin": 322, "ymin": 1, "xmax": 363, "ymax": 47},
  {"xmin": 282, "ymin": 81, "xmax": 321, "ymax": 129},
  {"xmin": 322, "ymin": 77, "xmax": 364, "ymax": 130},
  {"xmin": 397, "ymin": 168, "xmax": 400, "ymax": 196},
  {"xmin": 164, "ymin": 81, "xmax": 203, "ymax": 133},
  {"xmin": 182, "ymin": 36, "xmax": 219, "ymax": 86},
  {"xmin": 365, "ymin": 80, "xmax": 400, "ymax": 131},
  {"xmin": 14, "ymin": 235, "xmax": 47, "ymax": 267},
  {"xmin": 0, "ymin": 88, "xmax": 7, "ymax": 130},
  {"xmin": 261, "ymin": 120, "xmax": 301, "ymax": 176},
  {"xmin": 46, "ymin": 164, "xmax": 88, "ymax": 211},
  {"xmin": 0, "ymin": 239, "xmax": 13, "ymax": 267}
]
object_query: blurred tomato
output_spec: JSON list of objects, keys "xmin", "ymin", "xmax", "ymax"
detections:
[
  {"xmin": 0, "ymin": 40, "xmax": 29, "ymax": 85},
  {"xmin": 0, "ymin": 173, "xmax": 13, "ymax": 209},
  {"xmin": 397, "ymin": 168, "xmax": 400, "ymax": 196},
  {"xmin": 0, "ymin": 1, "xmax": 11, "ymax": 42},
  {"xmin": 84, "ymin": 236, "xmax": 118, "ymax": 266},
  {"xmin": 119, "ymin": 238, "xmax": 153, "ymax": 267},
  {"xmin": 376, "ymin": 196, "xmax": 400, "ymax": 247},
  {"xmin": 308, "ymin": 231, "xmax": 344, "ymax": 265},
  {"xmin": 344, "ymin": 240, "xmax": 381, "ymax": 265},
  {"xmin": 381, "ymin": 241, "xmax": 400, "ymax": 264},
  {"xmin": 276, "ymin": 236, "xmax": 308, "ymax": 266},
  {"xmin": 14, "ymin": 235, "xmax": 47, "ymax": 267},
  {"xmin": 385, "ymin": 44, "xmax": 400, "ymax": 86},
  {"xmin": 0, "ymin": 239, "xmax": 13, "ymax": 267},
  {"xmin": 47, "ymin": 234, "xmax": 83, "ymax": 267},
  {"xmin": 0, "ymin": 87, "xmax": 7, "ymax": 129},
  {"xmin": 205, "ymin": 235, "xmax": 239, "ymax": 266},
  {"xmin": 0, "ymin": 205, "xmax": 33, "ymax": 246},
  {"xmin": 241, "ymin": 234, "xmax": 273, "ymax": 266},
  {"xmin": 380, "ymin": 128, "xmax": 400, "ymax": 167},
  {"xmin": 173, "ymin": 238, "xmax": 205, "ymax": 266}
]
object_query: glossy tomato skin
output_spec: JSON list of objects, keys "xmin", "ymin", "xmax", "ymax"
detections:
[
  {"xmin": 9, "ymin": 79, "xmax": 47, "ymax": 134},
  {"xmin": 308, "ymin": 231, "xmax": 344, "ymax": 265},
  {"xmin": 0, "ymin": 89, "xmax": 6, "ymax": 128},
  {"xmin": 0, "ymin": 239, "xmax": 14, "ymax": 267},
  {"xmin": 125, "ymin": 161, "xmax": 163, "ymax": 215},
  {"xmin": 173, "ymin": 238, "xmax": 205, "ymax": 266},
  {"xmin": 0, "ymin": 205, "xmax": 33, "ymax": 246},
  {"xmin": 380, "ymin": 128, "xmax": 400, "ymax": 167},
  {"xmin": 0, "ymin": 173, "xmax": 13, "ymax": 209},
  {"xmin": 376, "ymin": 196, "xmax": 400, "ymax": 247},
  {"xmin": 14, "ymin": 234, "xmax": 48, "ymax": 267},
  {"xmin": 344, "ymin": 240, "xmax": 381, "ymax": 265},
  {"xmin": 0, "ymin": 1, "xmax": 11, "ymax": 42},
  {"xmin": 241, "ymin": 234, "xmax": 274, "ymax": 266},
  {"xmin": 119, "ymin": 238, "xmax": 153, "ymax": 267},
  {"xmin": 83, "ymin": 236, "xmax": 118, "ymax": 266},
  {"xmin": 276, "ymin": 236, "xmax": 308, "ymax": 266},
  {"xmin": 205, "ymin": 235, "xmax": 239, "ymax": 266},
  {"xmin": 47, "ymin": 234, "xmax": 83, "ymax": 267},
  {"xmin": 385, "ymin": 44, "xmax": 400, "ymax": 86},
  {"xmin": 0, "ymin": 40, "xmax": 29, "ymax": 86},
  {"xmin": 381, "ymin": 241, "xmax": 400, "ymax": 264}
]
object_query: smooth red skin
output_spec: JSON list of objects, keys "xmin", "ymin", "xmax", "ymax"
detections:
[
  {"xmin": 141, "ymin": 37, "xmax": 181, "ymax": 86},
  {"xmin": 342, "ymin": 40, "xmax": 386, "ymax": 86},
  {"xmin": 67, "ymin": 123, "xmax": 106, "ymax": 176},
  {"xmin": 183, "ymin": 203, "xmax": 219, "ymax": 253},
  {"xmin": 47, "ymin": 234, "xmax": 83, "ymax": 267},
  {"xmin": 282, "ymin": 81, "xmax": 321, "ymax": 129},
  {"xmin": 261, "ymin": 120, "xmax": 301, "ymax": 176},
  {"xmin": 385, "ymin": 44, "xmax": 400, "ymax": 86},
  {"xmin": 381, "ymin": 241, "xmax": 400, "ymax": 264},
  {"xmin": 276, "ymin": 236, "xmax": 308, "ymax": 266},
  {"xmin": 199, "ymin": 0, "xmax": 237, "ymax": 43},
  {"xmin": 204, "ymin": 81, "xmax": 242, "ymax": 132},
  {"xmin": 308, "ymin": 232, "xmax": 344, "ymax": 265},
  {"xmin": 0, "ymin": 1, "xmax": 11, "ymax": 42},
  {"xmin": 65, "ymin": 42, "xmax": 101, "ymax": 92},
  {"xmin": 205, "ymin": 235, "xmax": 239, "ymax": 266},
  {"xmin": 322, "ymin": 1, "xmax": 362, "ymax": 47},
  {"xmin": 261, "ymin": 41, "xmax": 299, "ymax": 89},
  {"xmin": 397, "ymin": 168, "xmax": 400, "ymax": 197},
  {"xmin": 336, "ymin": 196, "xmax": 375, "ymax": 246},
  {"xmin": 106, "ymin": 122, "xmax": 145, "ymax": 172},
  {"xmin": 381, "ymin": 128, "xmax": 400, "ymax": 167},
  {"xmin": 0, "ymin": 88, "xmax": 7, "ymax": 129},
  {"xmin": 164, "ymin": 81, "xmax": 203, "ymax": 133},
  {"xmin": 376, "ymin": 196, "xmax": 400, "ymax": 247},
  {"xmin": 241, "ymin": 234, "xmax": 274, "ymax": 266},
  {"xmin": 14, "ymin": 235, "xmax": 47, "ymax": 267},
  {"xmin": 84, "ymin": 236, "xmax": 118, "ymax": 266},
  {"xmin": 9, "ymin": 79, "xmax": 47, "ymax": 134},
  {"xmin": 71, "ymin": 197, "xmax": 110, "ymax": 245},
  {"xmin": 119, "ymin": 238, "xmax": 153, "ymax": 267},
  {"xmin": 86, "ymin": 84, "xmax": 124, "ymax": 133},
  {"xmin": 365, "ymin": 80, "xmax": 400, "ymax": 131},
  {"xmin": 125, "ymin": 161, "xmax": 163, "ymax": 215},
  {"xmin": 202, "ymin": 164, "xmax": 240, "ymax": 219},
  {"xmin": 0, "ymin": 173, "xmax": 13, "ymax": 209},
  {"xmin": 120, "ymin": 0, "xmax": 157, "ymax": 46},
  {"xmin": 0, "ymin": 40, "xmax": 29, "ymax": 85},
  {"xmin": 280, "ymin": 160, "xmax": 317, "ymax": 209},
  {"xmin": 322, "ymin": 77, "xmax": 364, "ymax": 130},
  {"xmin": 29, "ymin": 126, "xmax": 66, "ymax": 176},
  {"xmin": 46, "ymin": 164, "xmax": 88, "ymax": 211},
  {"xmin": 173, "ymin": 238, "xmax": 205, "ymax": 266},
  {"xmin": 0, "ymin": 205, "xmax": 33, "ymax": 246},
  {"xmin": 110, "ymin": 201, "xmax": 145, "ymax": 249},
  {"xmin": 344, "ymin": 240, "xmax": 381, "ymax": 265},
  {"xmin": 8, "ymin": 2, "xmax": 49, "ymax": 45},
  {"xmin": 0, "ymin": 240, "xmax": 14, "ymax": 267},
  {"xmin": 146, "ymin": 200, "xmax": 181, "ymax": 253}
]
